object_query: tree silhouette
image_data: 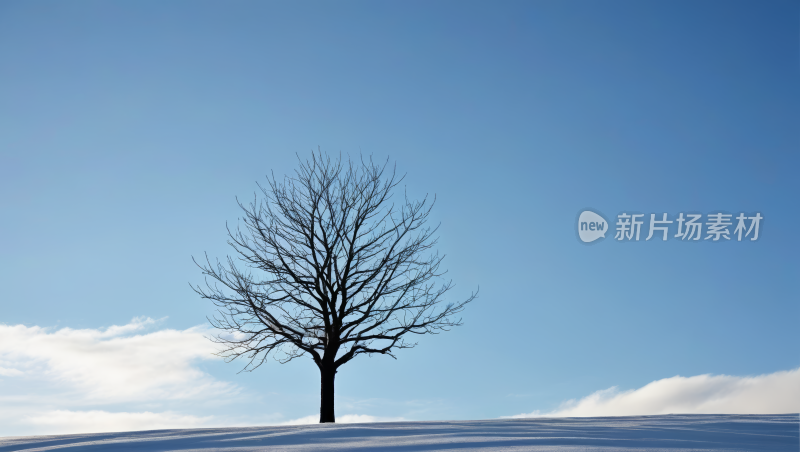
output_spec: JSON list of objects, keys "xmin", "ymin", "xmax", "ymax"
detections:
[{"xmin": 194, "ymin": 151, "xmax": 476, "ymax": 423}]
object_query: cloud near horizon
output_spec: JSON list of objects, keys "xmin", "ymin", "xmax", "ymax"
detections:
[
  {"xmin": 2, "ymin": 319, "xmax": 797, "ymax": 436},
  {"xmin": 0, "ymin": 318, "xmax": 408, "ymax": 436},
  {"xmin": 0, "ymin": 317, "xmax": 234, "ymax": 403},
  {"xmin": 510, "ymin": 368, "xmax": 800, "ymax": 418},
  {"xmin": 280, "ymin": 414, "xmax": 407, "ymax": 425},
  {"xmin": 0, "ymin": 318, "xmax": 243, "ymax": 436},
  {"xmin": 22, "ymin": 410, "xmax": 216, "ymax": 435}
]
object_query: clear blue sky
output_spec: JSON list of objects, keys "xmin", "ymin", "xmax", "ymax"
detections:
[{"xmin": 0, "ymin": 0, "xmax": 798, "ymax": 428}]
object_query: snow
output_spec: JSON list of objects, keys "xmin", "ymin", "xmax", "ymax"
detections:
[{"xmin": 1, "ymin": 414, "xmax": 797, "ymax": 451}]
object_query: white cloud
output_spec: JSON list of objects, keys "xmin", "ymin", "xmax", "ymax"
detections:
[
  {"xmin": 281, "ymin": 414, "xmax": 406, "ymax": 425},
  {"xmin": 0, "ymin": 318, "xmax": 405, "ymax": 436},
  {"xmin": 0, "ymin": 317, "xmax": 234, "ymax": 403},
  {"xmin": 510, "ymin": 368, "xmax": 800, "ymax": 418},
  {"xmin": 0, "ymin": 318, "xmax": 243, "ymax": 436},
  {"xmin": 0, "ymin": 367, "xmax": 23, "ymax": 377}
]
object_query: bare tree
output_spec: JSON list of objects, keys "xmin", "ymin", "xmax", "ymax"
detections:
[{"xmin": 193, "ymin": 151, "xmax": 476, "ymax": 423}]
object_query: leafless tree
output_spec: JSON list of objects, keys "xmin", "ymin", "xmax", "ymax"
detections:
[{"xmin": 193, "ymin": 151, "xmax": 476, "ymax": 423}]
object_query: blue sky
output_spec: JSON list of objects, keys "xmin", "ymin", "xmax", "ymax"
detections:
[{"xmin": 0, "ymin": 0, "xmax": 798, "ymax": 435}]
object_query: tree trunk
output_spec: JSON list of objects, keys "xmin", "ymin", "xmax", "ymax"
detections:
[{"xmin": 319, "ymin": 365, "xmax": 336, "ymax": 423}]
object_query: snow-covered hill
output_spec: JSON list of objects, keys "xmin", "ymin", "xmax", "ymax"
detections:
[{"xmin": 1, "ymin": 414, "xmax": 797, "ymax": 451}]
